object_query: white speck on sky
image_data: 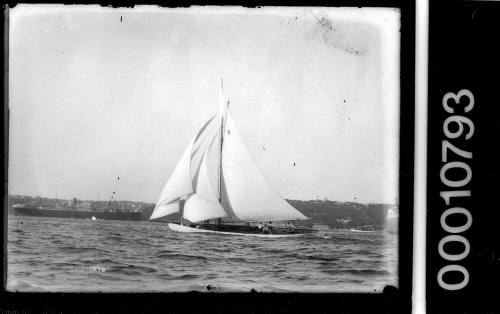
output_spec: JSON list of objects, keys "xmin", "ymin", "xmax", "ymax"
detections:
[{"xmin": 9, "ymin": 5, "xmax": 400, "ymax": 204}]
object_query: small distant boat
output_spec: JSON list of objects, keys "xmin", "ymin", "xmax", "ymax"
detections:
[
  {"xmin": 385, "ymin": 206, "xmax": 398, "ymax": 234},
  {"xmin": 349, "ymin": 223, "xmax": 381, "ymax": 233},
  {"xmin": 150, "ymin": 80, "xmax": 315, "ymax": 237},
  {"xmin": 350, "ymin": 228, "xmax": 377, "ymax": 233},
  {"xmin": 312, "ymin": 224, "xmax": 330, "ymax": 231},
  {"xmin": 91, "ymin": 216, "xmax": 97, "ymax": 221}
]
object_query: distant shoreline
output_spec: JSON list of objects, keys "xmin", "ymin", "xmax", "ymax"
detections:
[{"xmin": 8, "ymin": 194, "xmax": 397, "ymax": 229}]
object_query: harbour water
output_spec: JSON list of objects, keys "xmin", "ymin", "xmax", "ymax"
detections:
[{"xmin": 7, "ymin": 215, "xmax": 397, "ymax": 292}]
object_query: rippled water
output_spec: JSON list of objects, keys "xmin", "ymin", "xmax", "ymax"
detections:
[{"xmin": 7, "ymin": 216, "xmax": 398, "ymax": 292}]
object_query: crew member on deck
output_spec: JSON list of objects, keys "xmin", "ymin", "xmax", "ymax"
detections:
[
  {"xmin": 257, "ymin": 222, "xmax": 263, "ymax": 232},
  {"xmin": 262, "ymin": 224, "xmax": 270, "ymax": 234}
]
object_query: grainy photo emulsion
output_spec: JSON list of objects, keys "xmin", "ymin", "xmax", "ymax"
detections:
[{"xmin": 7, "ymin": 5, "xmax": 400, "ymax": 292}]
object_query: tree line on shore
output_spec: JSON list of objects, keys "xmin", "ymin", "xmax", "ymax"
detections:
[{"xmin": 9, "ymin": 195, "xmax": 394, "ymax": 229}]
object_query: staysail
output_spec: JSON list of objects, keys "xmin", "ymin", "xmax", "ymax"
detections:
[
  {"xmin": 191, "ymin": 116, "xmax": 218, "ymax": 184},
  {"xmin": 149, "ymin": 116, "xmax": 217, "ymax": 220},
  {"xmin": 221, "ymin": 111, "xmax": 308, "ymax": 222},
  {"xmin": 153, "ymin": 138, "xmax": 195, "ymax": 211},
  {"xmin": 183, "ymin": 193, "xmax": 227, "ymax": 223},
  {"xmin": 196, "ymin": 138, "xmax": 221, "ymax": 205},
  {"xmin": 149, "ymin": 199, "xmax": 180, "ymax": 220},
  {"xmin": 183, "ymin": 136, "xmax": 229, "ymax": 223}
]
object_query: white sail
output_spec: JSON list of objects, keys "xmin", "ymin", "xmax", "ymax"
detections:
[
  {"xmin": 186, "ymin": 133, "xmax": 232, "ymax": 222},
  {"xmin": 195, "ymin": 138, "xmax": 220, "ymax": 205},
  {"xmin": 151, "ymin": 117, "xmax": 217, "ymax": 220},
  {"xmin": 153, "ymin": 138, "xmax": 195, "ymax": 215},
  {"xmin": 150, "ymin": 199, "xmax": 180, "ymax": 220},
  {"xmin": 191, "ymin": 117, "xmax": 218, "ymax": 184},
  {"xmin": 221, "ymin": 111, "xmax": 308, "ymax": 222},
  {"xmin": 183, "ymin": 193, "xmax": 227, "ymax": 223}
]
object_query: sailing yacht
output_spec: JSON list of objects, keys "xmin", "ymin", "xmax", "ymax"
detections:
[{"xmin": 149, "ymin": 80, "xmax": 314, "ymax": 237}]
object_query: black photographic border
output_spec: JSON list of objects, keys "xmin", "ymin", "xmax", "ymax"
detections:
[
  {"xmin": 1, "ymin": 1, "xmax": 415, "ymax": 313},
  {"xmin": 426, "ymin": 1, "xmax": 500, "ymax": 312}
]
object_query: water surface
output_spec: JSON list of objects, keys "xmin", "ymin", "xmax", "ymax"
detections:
[{"xmin": 7, "ymin": 216, "xmax": 397, "ymax": 292}]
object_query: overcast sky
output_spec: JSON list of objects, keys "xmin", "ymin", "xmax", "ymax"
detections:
[{"xmin": 9, "ymin": 5, "xmax": 400, "ymax": 204}]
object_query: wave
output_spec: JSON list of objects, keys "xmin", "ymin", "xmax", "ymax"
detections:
[
  {"xmin": 48, "ymin": 261, "xmax": 82, "ymax": 268},
  {"xmin": 278, "ymin": 252, "xmax": 340, "ymax": 262},
  {"xmin": 80, "ymin": 257, "xmax": 121, "ymax": 265},
  {"xmin": 58, "ymin": 246, "xmax": 109, "ymax": 254},
  {"xmin": 306, "ymin": 254, "xmax": 341, "ymax": 262},
  {"xmin": 175, "ymin": 273, "xmax": 200, "ymax": 280},
  {"xmin": 155, "ymin": 252, "xmax": 209, "ymax": 262},
  {"xmin": 108, "ymin": 264, "xmax": 158, "ymax": 276},
  {"xmin": 6, "ymin": 279, "xmax": 47, "ymax": 292},
  {"xmin": 320, "ymin": 268, "xmax": 391, "ymax": 276}
]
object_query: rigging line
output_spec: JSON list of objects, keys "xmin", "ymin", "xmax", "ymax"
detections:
[
  {"xmin": 191, "ymin": 123, "xmax": 218, "ymax": 159},
  {"xmin": 194, "ymin": 115, "xmax": 216, "ymax": 142}
]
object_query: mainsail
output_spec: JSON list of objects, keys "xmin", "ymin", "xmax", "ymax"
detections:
[
  {"xmin": 150, "ymin": 83, "xmax": 308, "ymax": 223},
  {"xmin": 221, "ymin": 111, "xmax": 307, "ymax": 222}
]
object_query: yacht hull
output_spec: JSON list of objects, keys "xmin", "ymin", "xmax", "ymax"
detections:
[{"xmin": 167, "ymin": 223, "xmax": 314, "ymax": 237}]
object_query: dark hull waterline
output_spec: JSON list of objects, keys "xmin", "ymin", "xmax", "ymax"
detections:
[{"xmin": 166, "ymin": 222, "xmax": 317, "ymax": 237}]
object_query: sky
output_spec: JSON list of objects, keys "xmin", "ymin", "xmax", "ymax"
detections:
[{"xmin": 9, "ymin": 5, "xmax": 400, "ymax": 204}]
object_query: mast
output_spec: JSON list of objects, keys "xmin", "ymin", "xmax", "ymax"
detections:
[{"xmin": 218, "ymin": 78, "xmax": 228, "ymax": 228}]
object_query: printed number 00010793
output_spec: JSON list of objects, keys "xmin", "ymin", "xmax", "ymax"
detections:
[{"xmin": 437, "ymin": 89, "xmax": 474, "ymax": 291}]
